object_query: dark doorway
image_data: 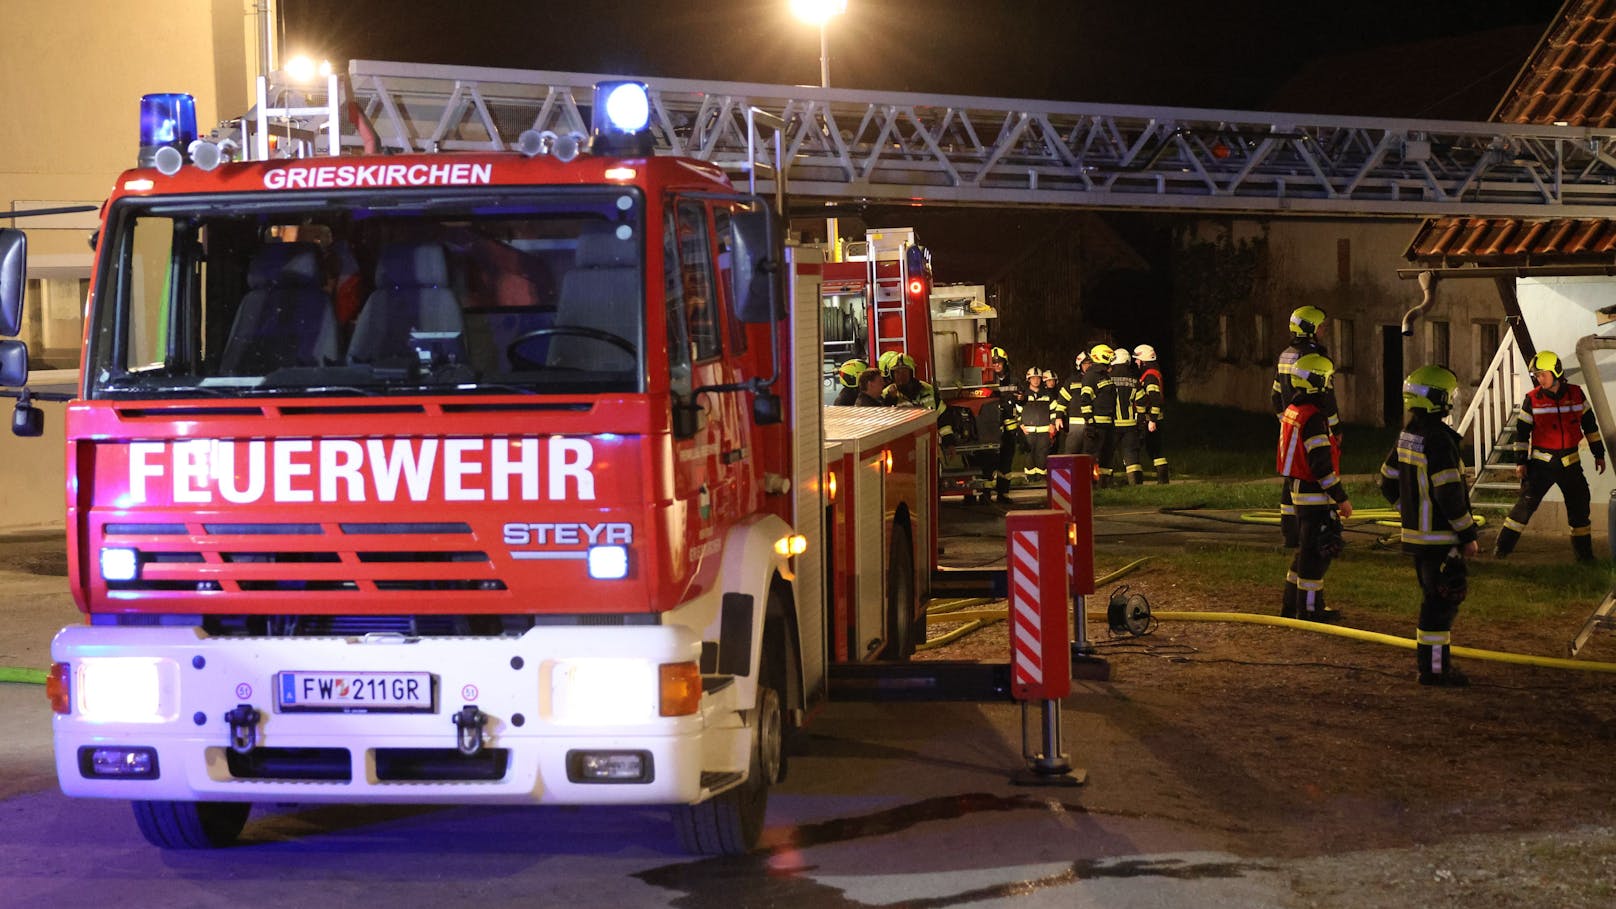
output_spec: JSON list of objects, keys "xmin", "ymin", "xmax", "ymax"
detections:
[{"xmin": 1381, "ymin": 326, "xmax": 1404, "ymax": 427}]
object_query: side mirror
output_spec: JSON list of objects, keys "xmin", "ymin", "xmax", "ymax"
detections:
[
  {"xmin": 672, "ymin": 396, "xmax": 705, "ymax": 438},
  {"xmin": 0, "ymin": 339, "xmax": 27, "ymax": 387},
  {"xmin": 0, "ymin": 228, "xmax": 26, "ymax": 336},
  {"xmin": 728, "ymin": 210, "xmax": 780, "ymax": 324},
  {"xmin": 12, "ymin": 394, "xmax": 43, "ymax": 437},
  {"xmin": 752, "ymin": 390, "xmax": 782, "ymax": 426}
]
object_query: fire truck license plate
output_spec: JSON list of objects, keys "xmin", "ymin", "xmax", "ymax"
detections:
[{"xmin": 276, "ymin": 672, "xmax": 435, "ymax": 713}]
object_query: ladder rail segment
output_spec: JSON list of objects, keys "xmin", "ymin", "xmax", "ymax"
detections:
[{"xmin": 239, "ymin": 59, "xmax": 1616, "ymax": 217}]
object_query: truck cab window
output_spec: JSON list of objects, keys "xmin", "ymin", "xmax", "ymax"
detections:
[{"xmin": 675, "ymin": 201, "xmax": 721, "ymax": 362}]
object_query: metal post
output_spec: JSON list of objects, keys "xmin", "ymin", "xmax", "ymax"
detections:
[
  {"xmin": 819, "ymin": 23, "xmax": 830, "ymax": 88},
  {"xmin": 1048, "ymin": 454, "xmax": 1107, "ymax": 678},
  {"xmin": 1006, "ymin": 510, "xmax": 1084, "ymax": 787}
]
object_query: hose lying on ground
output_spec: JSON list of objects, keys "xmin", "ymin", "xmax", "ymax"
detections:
[
  {"xmin": 0, "ymin": 667, "xmax": 46, "ymax": 685},
  {"xmin": 1153, "ymin": 610, "xmax": 1616, "ymax": 673}
]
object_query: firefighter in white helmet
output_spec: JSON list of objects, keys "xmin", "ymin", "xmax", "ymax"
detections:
[
  {"xmin": 1133, "ymin": 344, "xmax": 1169, "ymax": 484},
  {"xmin": 1053, "ymin": 348, "xmax": 1090, "ymax": 457},
  {"xmin": 1018, "ymin": 366, "xmax": 1057, "ymax": 480}
]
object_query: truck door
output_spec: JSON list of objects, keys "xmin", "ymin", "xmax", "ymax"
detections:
[{"xmin": 664, "ymin": 199, "xmax": 751, "ymax": 590}]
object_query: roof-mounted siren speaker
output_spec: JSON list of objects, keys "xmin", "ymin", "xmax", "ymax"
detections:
[
  {"xmin": 138, "ymin": 93, "xmax": 198, "ymax": 175},
  {"xmin": 589, "ymin": 81, "xmax": 654, "ymax": 156}
]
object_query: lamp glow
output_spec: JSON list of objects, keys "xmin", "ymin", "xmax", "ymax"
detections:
[
  {"xmin": 790, "ymin": 0, "xmax": 848, "ymax": 25},
  {"xmin": 587, "ymin": 545, "xmax": 629, "ymax": 580},
  {"xmin": 76, "ymin": 658, "xmax": 172, "ymax": 722}
]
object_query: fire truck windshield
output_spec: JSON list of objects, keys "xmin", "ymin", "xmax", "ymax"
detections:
[{"xmin": 85, "ymin": 188, "xmax": 646, "ymax": 399}]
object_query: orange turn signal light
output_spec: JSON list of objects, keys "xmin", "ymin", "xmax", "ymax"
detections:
[
  {"xmin": 659, "ymin": 661, "xmax": 702, "ymax": 717},
  {"xmin": 46, "ymin": 662, "xmax": 70, "ymax": 714}
]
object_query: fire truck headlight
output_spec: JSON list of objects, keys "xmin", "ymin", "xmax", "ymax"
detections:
[
  {"xmin": 587, "ymin": 545, "xmax": 629, "ymax": 580},
  {"xmin": 549, "ymin": 659, "xmax": 657, "ymax": 725},
  {"xmin": 100, "ymin": 548, "xmax": 140, "ymax": 582},
  {"xmin": 76, "ymin": 658, "xmax": 176, "ymax": 723}
]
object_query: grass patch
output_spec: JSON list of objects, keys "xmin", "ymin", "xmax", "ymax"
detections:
[
  {"xmin": 1094, "ymin": 477, "xmax": 1388, "ymax": 513},
  {"xmin": 1166, "ymin": 401, "xmax": 1402, "ymax": 478},
  {"xmin": 1141, "ymin": 542, "xmax": 1613, "ymax": 625}
]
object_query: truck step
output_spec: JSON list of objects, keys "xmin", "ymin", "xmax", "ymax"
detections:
[
  {"xmin": 828, "ymin": 660, "xmax": 1014, "ymax": 702},
  {"xmin": 931, "ymin": 566, "xmax": 1007, "ymax": 598}
]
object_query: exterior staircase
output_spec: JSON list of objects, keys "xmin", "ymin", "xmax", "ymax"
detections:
[{"xmin": 1453, "ymin": 331, "xmax": 1529, "ymax": 512}]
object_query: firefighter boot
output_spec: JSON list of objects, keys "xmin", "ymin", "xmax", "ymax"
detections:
[
  {"xmin": 1300, "ymin": 588, "xmax": 1342, "ymax": 624},
  {"xmin": 1572, "ymin": 531, "xmax": 1596, "ymax": 563},
  {"xmin": 1129, "ymin": 468, "xmax": 1145, "ymax": 486},
  {"xmin": 1155, "ymin": 462, "xmax": 1170, "ymax": 485},
  {"xmin": 1281, "ymin": 582, "xmax": 1298, "ymax": 619},
  {"xmin": 1493, "ymin": 527, "xmax": 1520, "ymax": 559},
  {"xmin": 1422, "ymin": 640, "xmax": 1473, "ymax": 682}
]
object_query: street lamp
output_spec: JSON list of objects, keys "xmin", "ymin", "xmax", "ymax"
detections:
[{"xmin": 790, "ymin": 0, "xmax": 848, "ymax": 88}]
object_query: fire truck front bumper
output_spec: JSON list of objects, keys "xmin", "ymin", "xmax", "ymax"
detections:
[{"xmin": 50, "ymin": 624, "xmax": 745, "ymax": 806}]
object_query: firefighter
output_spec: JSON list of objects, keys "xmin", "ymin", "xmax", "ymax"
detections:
[
  {"xmin": 852, "ymin": 365, "xmax": 888, "ymax": 406},
  {"xmin": 986, "ymin": 348, "xmax": 1021, "ymax": 503},
  {"xmin": 880, "ymin": 350, "xmax": 954, "ymax": 446},
  {"xmin": 833, "ymin": 358, "xmax": 869, "ymax": 406},
  {"xmin": 1494, "ymin": 350, "xmax": 1606, "ymax": 561},
  {"xmin": 1018, "ymin": 367, "xmax": 1057, "ymax": 481},
  {"xmin": 1277, "ymin": 353, "xmax": 1352, "ymax": 622},
  {"xmin": 1108, "ymin": 345, "xmax": 1144, "ymax": 485},
  {"xmin": 1054, "ymin": 349, "xmax": 1090, "ymax": 456},
  {"xmin": 1080, "ymin": 344, "xmax": 1117, "ymax": 486},
  {"xmin": 1379, "ymin": 365, "xmax": 1480, "ymax": 686},
  {"xmin": 1134, "ymin": 344, "xmax": 1170, "ymax": 484},
  {"xmin": 1272, "ymin": 305, "xmax": 1339, "ymax": 548}
]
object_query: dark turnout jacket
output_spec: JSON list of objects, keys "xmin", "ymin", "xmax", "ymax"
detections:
[{"xmin": 1379, "ymin": 412, "xmax": 1479, "ymax": 552}]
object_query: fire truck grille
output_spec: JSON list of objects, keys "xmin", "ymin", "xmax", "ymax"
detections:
[{"xmin": 101, "ymin": 522, "xmax": 510, "ymax": 595}]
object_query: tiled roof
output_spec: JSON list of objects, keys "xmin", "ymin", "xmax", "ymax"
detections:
[{"xmin": 1406, "ymin": 1, "xmax": 1616, "ymax": 267}]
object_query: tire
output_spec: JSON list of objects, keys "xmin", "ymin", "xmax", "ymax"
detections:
[
  {"xmin": 880, "ymin": 527, "xmax": 917, "ymax": 660},
  {"xmin": 132, "ymin": 800, "xmax": 250, "ymax": 849},
  {"xmin": 671, "ymin": 677, "xmax": 783, "ymax": 856}
]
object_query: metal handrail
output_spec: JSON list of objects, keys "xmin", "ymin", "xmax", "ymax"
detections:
[{"xmin": 1455, "ymin": 331, "xmax": 1526, "ymax": 475}]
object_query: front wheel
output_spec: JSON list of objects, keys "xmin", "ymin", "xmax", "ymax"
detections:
[
  {"xmin": 132, "ymin": 800, "xmax": 250, "ymax": 849},
  {"xmin": 671, "ymin": 677, "xmax": 783, "ymax": 855}
]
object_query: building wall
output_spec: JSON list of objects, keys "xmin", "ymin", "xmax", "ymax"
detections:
[
  {"xmin": 1, "ymin": 0, "xmax": 257, "ymax": 529},
  {"xmin": 1173, "ymin": 217, "xmax": 1502, "ymax": 427},
  {"xmin": 1515, "ymin": 277, "xmax": 1616, "ymax": 535}
]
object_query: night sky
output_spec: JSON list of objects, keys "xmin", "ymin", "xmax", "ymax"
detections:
[
  {"xmin": 282, "ymin": 0, "xmax": 1563, "ymax": 112},
  {"xmin": 279, "ymin": 1, "xmax": 1569, "ymax": 286}
]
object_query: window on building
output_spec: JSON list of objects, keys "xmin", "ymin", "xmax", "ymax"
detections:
[
  {"xmin": 1474, "ymin": 320, "xmax": 1500, "ymax": 377},
  {"xmin": 1428, "ymin": 319, "xmax": 1450, "ymax": 368},
  {"xmin": 1333, "ymin": 317, "xmax": 1355, "ymax": 371},
  {"xmin": 1251, "ymin": 312, "xmax": 1269, "ymax": 364}
]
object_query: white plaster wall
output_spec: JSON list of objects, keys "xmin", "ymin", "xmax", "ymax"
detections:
[{"xmin": 1515, "ymin": 277, "xmax": 1616, "ymax": 534}]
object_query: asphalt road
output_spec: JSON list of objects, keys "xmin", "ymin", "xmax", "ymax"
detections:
[{"xmin": 0, "ymin": 518, "xmax": 1307, "ymax": 909}]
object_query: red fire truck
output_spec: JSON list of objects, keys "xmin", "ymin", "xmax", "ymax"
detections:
[
  {"xmin": 818, "ymin": 228, "xmax": 936, "ymax": 402},
  {"xmin": 0, "ymin": 82, "xmax": 936, "ymax": 855}
]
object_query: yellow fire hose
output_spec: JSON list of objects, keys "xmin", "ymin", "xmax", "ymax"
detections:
[
  {"xmin": 1154, "ymin": 610, "xmax": 1616, "ymax": 673},
  {"xmin": 0, "ymin": 667, "xmax": 47, "ymax": 685}
]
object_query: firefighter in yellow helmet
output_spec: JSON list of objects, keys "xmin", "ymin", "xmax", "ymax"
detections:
[
  {"xmin": 1079, "ymin": 343, "xmax": 1117, "ymax": 486},
  {"xmin": 1494, "ymin": 350, "xmax": 1606, "ymax": 561},
  {"xmin": 1380, "ymin": 365, "xmax": 1479, "ymax": 686},
  {"xmin": 1277, "ymin": 353, "xmax": 1352, "ymax": 622},
  {"xmin": 880, "ymin": 350, "xmax": 952, "ymax": 444},
  {"xmin": 982, "ymin": 347, "xmax": 1021, "ymax": 503},
  {"xmin": 1272, "ymin": 305, "xmax": 1340, "ymax": 548},
  {"xmin": 833, "ymin": 358, "xmax": 870, "ymax": 406}
]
